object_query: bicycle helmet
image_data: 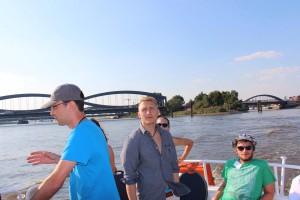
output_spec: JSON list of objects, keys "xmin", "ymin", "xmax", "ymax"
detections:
[{"xmin": 232, "ymin": 133, "xmax": 257, "ymax": 148}]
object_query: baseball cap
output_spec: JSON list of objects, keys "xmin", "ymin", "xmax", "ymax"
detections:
[{"xmin": 41, "ymin": 84, "xmax": 84, "ymax": 109}]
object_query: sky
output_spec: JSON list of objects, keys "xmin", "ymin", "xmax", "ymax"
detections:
[{"xmin": 0, "ymin": 0, "xmax": 300, "ymax": 103}]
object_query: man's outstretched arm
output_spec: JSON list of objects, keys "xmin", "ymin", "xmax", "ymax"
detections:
[
  {"xmin": 212, "ymin": 181, "xmax": 226, "ymax": 200},
  {"xmin": 261, "ymin": 182, "xmax": 275, "ymax": 200},
  {"xmin": 30, "ymin": 160, "xmax": 75, "ymax": 200}
]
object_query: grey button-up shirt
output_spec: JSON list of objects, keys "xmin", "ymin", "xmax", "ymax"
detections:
[{"xmin": 121, "ymin": 124, "xmax": 179, "ymax": 200}]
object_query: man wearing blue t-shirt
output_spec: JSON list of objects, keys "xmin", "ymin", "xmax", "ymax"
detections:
[
  {"xmin": 212, "ymin": 134, "xmax": 276, "ymax": 200},
  {"xmin": 27, "ymin": 84, "xmax": 120, "ymax": 200}
]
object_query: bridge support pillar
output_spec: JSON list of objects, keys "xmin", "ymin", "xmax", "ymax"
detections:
[
  {"xmin": 190, "ymin": 99, "xmax": 193, "ymax": 117},
  {"xmin": 257, "ymin": 101, "xmax": 262, "ymax": 112}
]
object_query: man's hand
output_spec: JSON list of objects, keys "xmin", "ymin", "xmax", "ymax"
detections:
[{"xmin": 27, "ymin": 151, "xmax": 61, "ymax": 165}]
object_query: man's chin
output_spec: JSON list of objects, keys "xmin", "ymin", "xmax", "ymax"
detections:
[
  {"xmin": 144, "ymin": 120, "xmax": 156, "ymax": 125},
  {"xmin": 240, "ymin": 155, "xmax": 253, "ymax": 163},
  {"xmin": 56, "ymin": 120, "xmax": 63, "ymax": 126}
]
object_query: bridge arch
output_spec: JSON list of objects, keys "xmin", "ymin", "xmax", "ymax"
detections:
[
  {"xmin": 85, "ymin": 90, "xmax": 166, "ymax": 108},
  {"xmin": 0, "ymin": 93, "xmax": 50, "ymax": 100},
  {"xmin": 86, "ymin": 90, "xmax": 165, "ymax": 99},
  {"xmin": 0, "ymin": 93, "xmax": 51, "ymax": 111},
  {"xmin": 242, "ymin": 94, "xmax": 288, "ymax": 111},
  {"xmin": 0, "ymin": 91, "xmax": 167, "ymax": 111},
  {"xmin": 0, "ymin": 90, "xmax": 168, "ymax": 122},
  {"xmin": 244, "ymin": 94, "xmax": 284, "ymax": 102}
]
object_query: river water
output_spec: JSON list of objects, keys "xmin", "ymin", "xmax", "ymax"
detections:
[{"xmin": 0, "ymin": 108, "xmax": 299, "ymax": 199}]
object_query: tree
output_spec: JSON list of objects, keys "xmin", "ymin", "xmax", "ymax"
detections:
[
  {"xmin": 230, "ymin": 90, "xmax": 238, "ymax": 99},
  {"xmin": 193, "ymin": 93, "xmax": 210, "ymax": 109},
  {"xmin": 185, "ymin": 99, "xmax": 194, "ymax": 109},
  {"xmin": 208, "ymin": 91, "xmax": 223, "ymax": 106},
  {"xmin": 172, "ymin": 95, "xmax": 185, "ymax": 105},
  {"xmin": 226, "ymin": 90, "xmax": 240, "ymax": 109},
  {"xmin": 166, "ymin": 95, "xmax": 185, "ymax": 112},
  {"xmin": 222, "ymin": 91, "xmax": 231, "ymax": 104},
  {"xmin": 200, "ymin": 95, "xmax": 210, "ymax": 107},
  {"xmin": 194, "ymin": 92, "xmax": 205, "ymax": 102}
]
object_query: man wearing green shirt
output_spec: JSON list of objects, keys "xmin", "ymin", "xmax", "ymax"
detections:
[{"xmin": 212, "ymin": 134, "xmax": 276, "ymax": 200}]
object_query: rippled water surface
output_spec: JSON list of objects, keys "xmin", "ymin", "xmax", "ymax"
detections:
[{"xmin": 1, "ymin": 108, "xmax": 299, "ymax": 199}]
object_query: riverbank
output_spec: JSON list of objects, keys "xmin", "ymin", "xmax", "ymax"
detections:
[
  {"xmin": 171, "ymin": 106, "xmax": 300, "ymax": 117},
  {"xmin": 171, "ymin": 109, "xmax": 241, "ymax": 117}
]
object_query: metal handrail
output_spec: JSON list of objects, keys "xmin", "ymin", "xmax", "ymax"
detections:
[
  {"xmin": 2, "ymin": 157, "xmax": 299, "ymax": 199},
  {"xmin": 183, "ymin": 157, "xmax": 300, "ymax": 197}
]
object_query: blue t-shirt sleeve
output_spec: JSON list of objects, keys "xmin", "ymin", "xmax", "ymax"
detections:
[{"xmin": 62, "ymin": 127, "xmax": 92, "ymax": 165}]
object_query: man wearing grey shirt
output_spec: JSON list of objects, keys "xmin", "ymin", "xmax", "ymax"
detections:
[{"xmin": 121, "ymin": 96, "xmax": 190, "ymax": 200}]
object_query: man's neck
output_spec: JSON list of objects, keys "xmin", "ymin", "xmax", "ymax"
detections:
[
  {"xmin": 142, "ymin": 123, "xmax": 156, "ymax": 136},
  {"xmin": 239, "ymin": 158, "xmax": 253, "ymax": 164},
  {"xmin": 68, "ymin": 113, "xmax": 86, "ymax": 129}
]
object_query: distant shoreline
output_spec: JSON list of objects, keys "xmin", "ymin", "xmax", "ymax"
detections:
[
  {"xmin": 170, "ymin": 107, "xmax": 300, "ymax": 118},
  {"xmin": 170, "ymin": 110, "xmax": 241, "ymax": 118},
  {"xmin": 191, "ymin": 110, "xmax": 241, "ymax": 116}
]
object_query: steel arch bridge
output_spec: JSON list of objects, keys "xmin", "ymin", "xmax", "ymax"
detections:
[
  {"xmin": 244, "ymin": 94, "xmax": 284, "ymax": 102},
  {"xmin": 242, "ymin": 94, "xmax": 287, "ymax": 108},
  {"xmin": 0, "ymin": 90, "xmax": 167, "ymax": 122}
]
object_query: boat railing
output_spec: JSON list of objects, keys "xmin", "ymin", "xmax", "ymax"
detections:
[
  {"xmin": 1, "ymin": 157, "xmax": 299, "ymax": 199},
  {"xmin": 183, "ymin": 156, "xmax": 300, "ymax": 197}
]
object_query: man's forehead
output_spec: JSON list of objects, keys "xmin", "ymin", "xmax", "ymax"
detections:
[
  {"xmin": 139, "ymin": 101, "xmax": 156, "ymax": 106},
  {"xmin": 157, "ymin": 118, "xmax": 167, "ymax": 122},
  {"xmin": 139, "ymin": 101, "xmax": 157, "ymax": 109},
  {"xmin": 237, "ymin": 140, "xmax": 252, "ymax": 145}
]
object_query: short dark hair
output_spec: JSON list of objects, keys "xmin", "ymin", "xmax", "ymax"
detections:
[{"xmin": 72, "ymin": 100, "xmax": 84, "ymax": 112}]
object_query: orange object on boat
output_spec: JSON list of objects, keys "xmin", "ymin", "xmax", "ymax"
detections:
[{"xmin": 178, "ymin": 162, "xmax": 215, "ymax": 185}]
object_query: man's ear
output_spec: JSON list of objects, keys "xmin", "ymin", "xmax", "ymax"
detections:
[
  {"xmin": 68, "ymin": 101, "xmax": 76, "ymax": 111},
  {"xmin": 234, "ymin": 147, "xmax": 238, "ymax": 154}
]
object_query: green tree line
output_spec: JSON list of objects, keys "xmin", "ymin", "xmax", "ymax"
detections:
[{"xmin": 166, "ymin": 90, "xmax": 241, "ymax": 114}]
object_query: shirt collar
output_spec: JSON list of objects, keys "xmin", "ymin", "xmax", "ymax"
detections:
[{"xmin": 139, "ymin": 123, "xmax": 165, "ymax": 135}]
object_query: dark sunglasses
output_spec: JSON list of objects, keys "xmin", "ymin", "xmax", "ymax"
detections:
[
  {"xmin": 237, "ymin": 146, "xmax": 253, "ymax": 151},
  {"xmin": 157, "ymin": 123, "xmax": 169, "ymax": 128}
]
